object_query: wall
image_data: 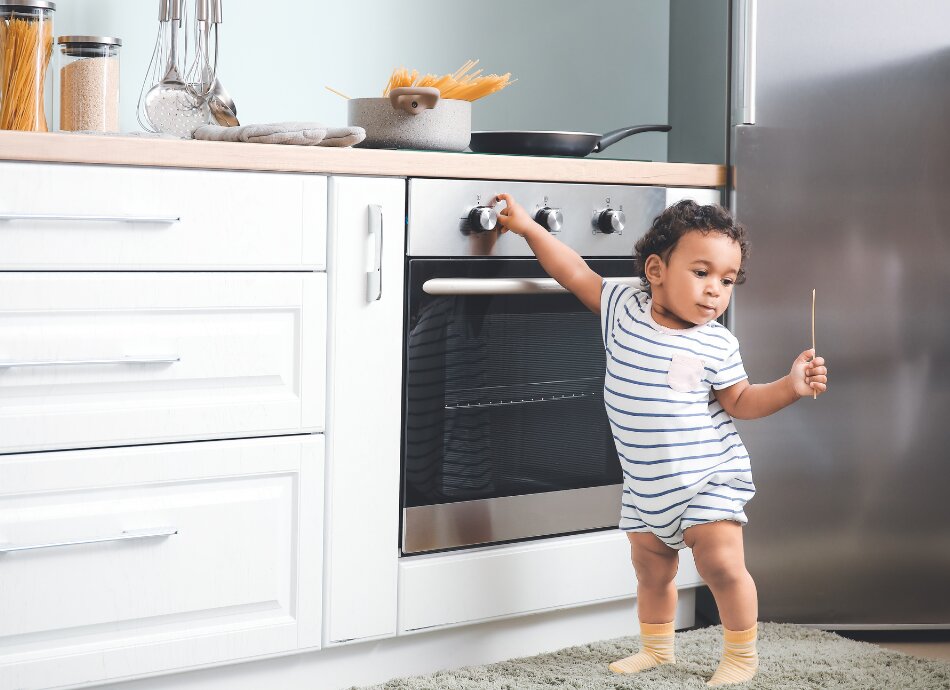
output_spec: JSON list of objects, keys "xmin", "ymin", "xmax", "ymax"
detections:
[
  {"xmin": 667, "ymin": 0, "xmax": 729, "ymax": 164},
  {"xmin": 54, "ymin": 0, "xmax": 671, "ymax": 161}
]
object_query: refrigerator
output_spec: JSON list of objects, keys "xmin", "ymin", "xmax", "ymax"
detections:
[{"xmin": 728, "ymin": 0, "xmax": 950, "ymax": 627}]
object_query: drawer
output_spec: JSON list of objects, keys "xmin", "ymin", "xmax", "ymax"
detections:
[
  {"xmin": 398, "ymin": 531, "xmax": 702, "ymax": 632},
  {"xmin": 0, "ymin": 273, "xmax": 325, "ymax": 454},
  {"xmin": 0, "ymin": 162, "xmax": 326, "ymax": 270},
  {"xmin": 0, "ymin": 435, "xmax": 323, "ymax": 688}
]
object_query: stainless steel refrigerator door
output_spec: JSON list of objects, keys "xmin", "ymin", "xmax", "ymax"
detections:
[{"xmin": 731, "ymin": 0, "xmax": 950, "ymax": 626}]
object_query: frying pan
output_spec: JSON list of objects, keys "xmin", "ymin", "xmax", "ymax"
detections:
[{"xmin": 468, "ymin": 124, "xmax": 671, "ymax": 157}]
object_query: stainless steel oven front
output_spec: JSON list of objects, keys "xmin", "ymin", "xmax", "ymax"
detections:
[{"xmin": 401, "ymin": 179, "xmax": 718, "ymax": 554}]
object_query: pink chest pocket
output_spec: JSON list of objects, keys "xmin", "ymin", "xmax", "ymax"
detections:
[{"xmin": 667, "ymin": 353, "xmax": 705, "ymax": 393}]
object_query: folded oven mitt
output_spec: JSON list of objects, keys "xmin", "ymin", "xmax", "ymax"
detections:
[{"xmin": 193, "ymin": 122, "xmax": 365, "ymax": 147}]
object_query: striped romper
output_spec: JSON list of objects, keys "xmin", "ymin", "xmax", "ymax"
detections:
[{"xmin": 601, "ymin": 280, "xmax": 755, "ymax": 549}]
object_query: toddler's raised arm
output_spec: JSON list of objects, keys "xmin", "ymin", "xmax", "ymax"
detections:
[{"xmin": 495, "ymin": 193, "xmax": 603, "ymax": 313}]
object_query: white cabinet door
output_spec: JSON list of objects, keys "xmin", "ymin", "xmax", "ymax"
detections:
[
  {"xmin": 0, "ymin": 435, "xmax": 323, "ymax": 690},
  {"xmin": 0, "ymin": 272, "xmax": 325, "ymax": 453},
  {"xmin": 0, "ymin": 163, "xmax": 326, "ymax": 270},
  {"xmin": 324, "ymin": 176, "xmax": 405, "ymax": 644}
]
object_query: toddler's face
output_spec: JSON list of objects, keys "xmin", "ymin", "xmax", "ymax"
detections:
[{"xmin": 658, "ymin": 231, "xmax": 742, "ymax": 326}]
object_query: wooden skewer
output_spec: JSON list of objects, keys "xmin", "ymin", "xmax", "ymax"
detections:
[
  {"xmin": 324, "ymin": 85, "xmax": 351, "ymax": 100},
  {"xmin": 811, "ymin": 288, "xmax": 817, "ymax": 399}
]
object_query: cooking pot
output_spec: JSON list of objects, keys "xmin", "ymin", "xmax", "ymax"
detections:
[
  {"xmin": 468, "ymin": 124, "xmax": 672, "ymax": 157},
  {"xmin": 348, "ymin": 86, "xmax": 471, "ymax": 152}
]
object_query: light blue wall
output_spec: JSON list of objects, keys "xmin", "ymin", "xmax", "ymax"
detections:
[
  {"xmin": 668, "ymin": 0, "xmax": 728, "ymax": 164},
  {"xmin": 55, "ymin": 0, "xmax": 670, "ymax": 161}
]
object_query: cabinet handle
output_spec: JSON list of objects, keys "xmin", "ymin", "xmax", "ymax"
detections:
[
  {"xmin": 367, "ymin": 204, "xmax": 383, "ymax": 302},
  {"xmin": 0, "ymin": 212, "xmax": 180, "ymax": 224},
  {"xmin": 0, "ymin": 355, "xmax": 180, "ymax": 369},
  {"xmin": 0, "ymin": 526, "xmax": 178, "ymax": 554}
]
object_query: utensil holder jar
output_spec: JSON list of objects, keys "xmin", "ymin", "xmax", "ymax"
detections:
[
  {"xmin": 56, "ymin": 35, "xmax": 121, "ymax": 132},
  {"xmin": 0, "ymin": 0, "xmax": 55, "ymax": 131}
]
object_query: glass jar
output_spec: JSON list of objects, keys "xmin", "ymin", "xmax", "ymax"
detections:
[
  {"xmin": 56, "ymin": 35, "xmax": 121, "ymax": 132},
  {"xmin": 0, "ymin": 0, "xmax": 55, "ymax": 131}
]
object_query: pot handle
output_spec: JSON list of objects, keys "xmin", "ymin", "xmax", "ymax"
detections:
[
  {"xmin": 594, "ymin": 125, "xmax": 672, "ymax": 153},
  {"xmin": 389, "ymin": 87, "xmax": 440, "ymax": 115}
]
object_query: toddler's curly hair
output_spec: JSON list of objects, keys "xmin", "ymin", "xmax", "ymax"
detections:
[{"xmin": 633, "ymin": 200, "xmax": 750, "ymax": 295}]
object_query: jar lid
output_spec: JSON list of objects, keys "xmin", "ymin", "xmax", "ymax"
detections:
[
  {"xmin": 57, "ymin": 35, "xmax": 122, "ymax": 46},
  {"xmin": 0, "ymin": 0, "xmax": 56, "ymax": 10}
]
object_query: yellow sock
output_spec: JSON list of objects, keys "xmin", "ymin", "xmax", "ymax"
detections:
[
  {"xmin": 707, "ymin": 623, "xmax": 758, "ymax": 686},
  {"xmin": 608, "ymin": 621, "xmax": 675, "ymax": 674}
]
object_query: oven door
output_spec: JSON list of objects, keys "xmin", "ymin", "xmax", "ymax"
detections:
[{"xmin": 402, "ymin": 258, "xmax": 637, "ymax": 554}]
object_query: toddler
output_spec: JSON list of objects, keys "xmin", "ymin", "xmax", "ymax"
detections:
[{"xmin": 495, "ymin": 194, "xmax": 828, "ymax": 686}]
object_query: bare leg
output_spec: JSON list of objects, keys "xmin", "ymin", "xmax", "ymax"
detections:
[
  {"xmin": 608, "ymin": 532, "xmax": 679, "ymax": 674},
  {"xmin": 685, "ymin": 521, "xmax": 759, "ymax": 686},
  {"xmin": 683, "ymin": 521, "xmax": 757, "ymax": 629},
  {"xmin": 628, "ymin": 531, "xmax": 680, "ymax": 623}
]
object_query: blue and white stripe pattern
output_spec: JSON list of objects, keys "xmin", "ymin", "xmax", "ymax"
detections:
[{"xmin": 601, "ymin": 280, "xmax": 755, "ymax": 549}]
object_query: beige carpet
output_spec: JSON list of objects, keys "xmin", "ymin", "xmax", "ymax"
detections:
[{"xmin": 352, "ymin": 622, "xmax": 950, "ymax": 689}]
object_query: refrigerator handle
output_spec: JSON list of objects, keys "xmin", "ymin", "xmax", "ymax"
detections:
[{"xmin": 735, "ymin": 0, "xmax": 757, "ymax": 125}]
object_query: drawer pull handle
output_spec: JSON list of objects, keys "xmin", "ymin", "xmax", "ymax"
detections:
[
  {"xmin": 0, "ymin": 526, "xmax": 178, "ymax": 554},
  {"xmin": 0, "ymin": 212, "xmax": 181, "ymax": 224},
  {"xmin": 0, "ymin": 355, "xmax": 180, "ymax": 369}
]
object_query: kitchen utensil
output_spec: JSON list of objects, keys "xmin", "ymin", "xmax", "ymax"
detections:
[
  {"xmin": 348, "ymin": 86, "xmax": 470, "ymax": 151},
  {"xmin": 205, "ymin": 0, "xmax": 238, "ymax": 126},
  {"xmin": 136, "ymin": 0, "xmax": 169, "ymax": 132},
  {"xmin": 468, "ymin": 124, "xmax": 672, "ymax": 157},
  {"xmin": 144, "ymin": 0, "xmax": 208, "ymax": 137},
  {"xmin": 183, "ymin": 0, "xmax": 211, "ymax": 97}
]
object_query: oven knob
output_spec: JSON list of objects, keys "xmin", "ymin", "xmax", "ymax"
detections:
[
  {"xmin": 596, "ymin": 208, "xmax": 625, "ymax": 234},
  {"xmin": 534, "ymin": 207, "xmax": 564, "ymax": 233},
  {"xmin": 466, "ymin": 206, "xmax": 498, "ymax": 233}
]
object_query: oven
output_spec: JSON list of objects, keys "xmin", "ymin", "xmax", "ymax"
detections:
[{"xmin": 401, "ymin": 179, "xmax": 718, "ymax": 554}]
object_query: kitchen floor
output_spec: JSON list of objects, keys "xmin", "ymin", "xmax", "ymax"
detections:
[{"xmin": 840, "ymin": 631, "xmax": 950, "ymax": 662}]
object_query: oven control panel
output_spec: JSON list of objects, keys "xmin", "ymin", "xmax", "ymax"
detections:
[{"xmin": 408, "ymin": 179, "xmax": 719, "ymax": 257}]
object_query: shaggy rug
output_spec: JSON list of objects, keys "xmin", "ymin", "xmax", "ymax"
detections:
[{"xmin": 352, "ymin": 622, "xmax": 950, "ymax": 689}]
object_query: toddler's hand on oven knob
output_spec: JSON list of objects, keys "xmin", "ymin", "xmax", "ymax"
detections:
[{"xmin": 495, "ymin": 193, "xmax": 541, "ymax": 237}]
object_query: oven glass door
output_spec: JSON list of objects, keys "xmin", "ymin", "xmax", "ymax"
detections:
[{"xmin": 402, "ymin": 258, "xmax": 635, "ymax": 554}]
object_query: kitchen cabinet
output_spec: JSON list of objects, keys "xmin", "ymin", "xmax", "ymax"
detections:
[
  {"xmin": 0, "ymin": 272, "xmax": 325, "ymax": 454},
  {"xmin": 399, "ymin": 531, "xmax": 702, "ymax": 633},
  {"xmin": 0, "ymin": 435, "xmax": 323, "ymax": 690},
  {"xmin": 323, "ymin": 176, "xmax": 406, "ymax": 644},
  {"xmin": 0, "ymin": 163, "xmax": 328, "ymax": 690},
  {"xmin": 0, "ymin": 163, "xmax": 326, "ymax": 270},
  {"xmin": 0, "ymin": 142, "xmax": 724, "ymax": 689}
]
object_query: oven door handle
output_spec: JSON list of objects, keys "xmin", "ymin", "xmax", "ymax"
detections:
[{"xmin": 422, "ymin": 277, "xmax": 641, "ymax": 296}]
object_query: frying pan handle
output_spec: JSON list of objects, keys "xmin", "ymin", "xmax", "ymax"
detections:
[{"xmin": 594, "ymin": 125, "xmax": 672, "ymax": 153}]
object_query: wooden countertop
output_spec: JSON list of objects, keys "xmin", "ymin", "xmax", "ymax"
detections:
[{"xmin": 0, "ymin": 131, "xmax": 726, "ymax": 187}]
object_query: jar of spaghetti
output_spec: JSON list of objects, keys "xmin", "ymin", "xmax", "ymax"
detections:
[
  {"xmin": 0, "ymin": 0, "xmax": 55, "ymax": 131},
  {"xmin": 56, "ymin": 36, "xmax": 121, "ymax": 132}
]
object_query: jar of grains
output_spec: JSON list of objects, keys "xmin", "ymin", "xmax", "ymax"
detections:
[
  {"xmin": 0, "ymin": 0, "xmax": 55, "ymax": 131},
  {"xmin": 56, "ymin": 35, "xmax": 121, "ymax": 132}
]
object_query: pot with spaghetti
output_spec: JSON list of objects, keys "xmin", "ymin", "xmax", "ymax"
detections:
[
  {"xmin": 0, "ymin": 0, "xmax": 55, "ymax": 132},
  {"xmin": 348, "ymin": 60, "xmax": 513, "ymax": 152}
]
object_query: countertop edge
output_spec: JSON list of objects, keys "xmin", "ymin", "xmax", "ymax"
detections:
[{"xmin": 0, "ymin": 131, "xmax": 726, "ymax": 188}]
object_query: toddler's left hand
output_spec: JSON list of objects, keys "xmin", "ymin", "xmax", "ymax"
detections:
[{"xmin": 790, "ymin": 348, "xmax": 828, "ymax": 397}]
